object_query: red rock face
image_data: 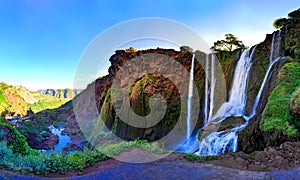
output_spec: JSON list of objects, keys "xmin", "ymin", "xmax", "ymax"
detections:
[{"xmin": 58, "ymin": 48, "xmax": 206, "ymax": 143}]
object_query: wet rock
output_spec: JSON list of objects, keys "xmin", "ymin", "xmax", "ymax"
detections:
[
  {"xmin": 63, "ymin": 143, "xmax": 83, "ymax": 152},
  {"xmin": 218, "ymin": 116, "xmax": 245, "ymax": 132}
]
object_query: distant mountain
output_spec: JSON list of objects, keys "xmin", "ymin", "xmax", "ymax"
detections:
[
  {"xmin": 38, "ymin": 89, "xmax": 82, "ymax": 99},
  {"xmin": 0, "ymin": 83, "xmax": 70, "ymax": 116}
]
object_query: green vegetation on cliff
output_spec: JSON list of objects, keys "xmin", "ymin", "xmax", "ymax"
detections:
[
  {"xmin": 30, "ymin": 99, "xmax": 67, "ymax": 113},
  {"xmin": 261, "ymin": 62, "xmax": 300, "ymax": 136}
]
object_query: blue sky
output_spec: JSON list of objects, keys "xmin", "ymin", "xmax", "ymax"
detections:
[{"xmin": 0, "ymin": 1, "xmax": 299, "ymax": 90}]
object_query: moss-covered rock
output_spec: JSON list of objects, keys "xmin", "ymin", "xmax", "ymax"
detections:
[{"xmin": 261, "ymin": 62, "xmax": 300, "ymax": 136}]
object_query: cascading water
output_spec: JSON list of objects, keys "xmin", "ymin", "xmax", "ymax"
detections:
[
  {"xmin": 208, "ymin": 54, "xmax": 216, "ymax": 124},
  {"xmin": 196, "ymin": 30, "xmax": 283, "ymax": 156},
  {"xmin": 270, "ymin": 30, "xmax": 282, "ymax": 63},
  {"xmin": 251, "ymin": 30, "xmax": 282, "ymax": 116},
  {"xmin": 204, "ymin": 54, "xmax": 209, "ymax": 126},
  {"xmin": 196, "ymin": 49, "xmax": 255, "ymax": 156},
  {"xmin": 186, "ymin": 54, "xmax": 195, "ymax": 139},
  {"xmin": 204, "ymin": 54, "xmax": 216, "ymax": 126},
  {"xmin": 225, "ymin": 49, "xmax": 255, "ymax": 116},
  {"xmin": 177, "ymin": 54, "xmax": 199, "ymax": 153}
]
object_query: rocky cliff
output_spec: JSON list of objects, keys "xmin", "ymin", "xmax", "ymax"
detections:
[{"xmin": 38, "ymin": 89, "xmax": 82, "ymax": 99}]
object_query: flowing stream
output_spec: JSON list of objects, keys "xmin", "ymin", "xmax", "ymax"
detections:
[
  {"xmin": 45, "ymin": 125, "xmax": 72, "ymax": 154},
  {"xmin": 194, "ymin": 30, "xmax": 283, "ymax": 156}
]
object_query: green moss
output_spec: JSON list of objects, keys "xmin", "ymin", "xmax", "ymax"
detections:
[{"xmin": 261, "ymin": 62, "xmax": 300, "ymax": 136}]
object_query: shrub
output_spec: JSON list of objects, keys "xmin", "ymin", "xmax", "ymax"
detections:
[
  {"xmin": 0, "ymin": 122, "xmax": 29, "ymax": 155},
  {"xmin": 0, "ymin": 141, "xmax": 108, "ymax": 175}
]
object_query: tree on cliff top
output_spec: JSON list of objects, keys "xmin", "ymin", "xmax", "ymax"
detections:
[{"xmin": 211, "ymin": 34, "xmax": 247, "ymax": 52}]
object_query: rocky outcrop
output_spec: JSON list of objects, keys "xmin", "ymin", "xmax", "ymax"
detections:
[
  {"xmin": 38, "ymin": 89, "xmax": 82, "ymax": 99},
  {"xmin": 25, "ymin": 131, "xmax": 59, "ymax": 150}
]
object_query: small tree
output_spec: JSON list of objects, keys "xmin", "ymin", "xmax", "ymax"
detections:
[
  {"xmin": 273, "ymin": 18, "xmax": 288, "ymax": 29},
  {"xmin": 211, "ymin": 34, "xmax": 246, "ymax": 52}
]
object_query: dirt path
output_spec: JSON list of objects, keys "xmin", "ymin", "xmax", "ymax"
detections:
[
  {"xmin": 1, "ymin": 144, "xmax": 300, "ymax": 179},
  {"xmin": 0, "ymin": 158, "xmax": 299, "ymax": 179}
]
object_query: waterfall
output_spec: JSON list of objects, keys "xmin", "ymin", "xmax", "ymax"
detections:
[
  {"xmin": 225, "ymin": 49, "xmax": 254, "ymax": 116},
  {"xmin": 204, "ymin": 54, "xmax": 209, "ymax": 126},
  {"xmin": 208, "ymin": 55, "xmax": 216, "ymax": 123},
  {"xmin": 196, "ymin": 30, "xmax": 283, "ymax": 156},
  {"xmin": 203, "ymin": 54, "xmax": 216, "ymax": 126},
  {"xmin": 186, "ymin": 54, "xmax": 195, "ymax": 139},
  {"xmin": 211, "ymin": 48, "xmax": 256, "ymax": 121},
  {"xmin": 196, "ymin": 49, "xmax": 255, "ymax": 156},
  {"xmin": 251, "ymin": 30, "xmax": 282, "ymax": 116},
  {"xmin": 270, "ymin": 30, "xmax": 282, "ymax": 63}
]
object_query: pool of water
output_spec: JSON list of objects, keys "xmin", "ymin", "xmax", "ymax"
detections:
[{"xmin": 45, "ymin": 125, "xmax": 72, "ymax": 154}]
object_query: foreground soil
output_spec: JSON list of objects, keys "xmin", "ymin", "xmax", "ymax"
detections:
[
  {"xmin": 1, "ymin": 142, "xmax": 300, "ymax": 179},
  {"xmin": 0, "ymin": 157, "xmax": 299, "ymax": 179}
]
